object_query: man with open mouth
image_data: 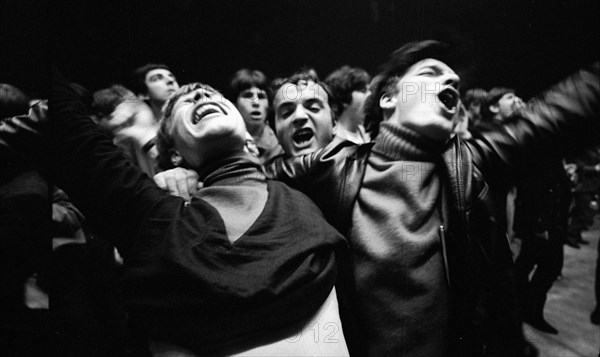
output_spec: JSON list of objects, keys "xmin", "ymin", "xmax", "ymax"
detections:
[
  {"xmin": 228, "ymin": 69, "xmax": 284, "ymax": 164},
  {"xmin": 50, "ymin": 74, "xmax": 350, "ymax": 356},
  {"xmin": 153, "ymin": 41, "xmax": 599, "ymax": 356},
  {"xmin": 269, "ymin": 70, "xmax": 336, "ymax": 159},
  {"xmin": 262, "ymin": 41, "xmax": 600, "ymax": 356}
]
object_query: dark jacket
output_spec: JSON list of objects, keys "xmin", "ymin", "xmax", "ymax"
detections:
[
  {"xmin": 48, "ymin": 70, "xmax": 347, "ymax": 354},
  {"xmin": 264, "ymin": 62, "xmax": 599, "ymax": 356}
]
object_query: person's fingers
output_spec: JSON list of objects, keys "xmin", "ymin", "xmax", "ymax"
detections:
[
  {"xmin": 186, "ymin": 171, "xmax": 200, "ymax": 196},
  {"xmin": 153, "ymin": 168, "xmax": 199, "ymax": 200},
  {"xmin": 153, "ymin": 172, "xmax": 167, "ymax": 190},
  {"xmin": 175, "ymin": 169, "xmax": 191, "ymax": 201},
  {"xmin": 164, "ymin": 174, "xmax": 188, "ymax": 200}
]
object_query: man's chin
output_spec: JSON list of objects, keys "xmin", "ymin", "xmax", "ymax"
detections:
[{"xmin": 289, "ymin": 145, "xmax": 317, "ymax": 157}]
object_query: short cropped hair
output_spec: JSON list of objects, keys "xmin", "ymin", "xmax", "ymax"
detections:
[
  {"xmin": 268, "ymin": 69, "xmax": 337, "ymax": 131},
  {"xmin": 228, "ymin": 69, "xmax": 269, "ymax": 102},
  {"xmin": 324, "ymin": 66, "xmax": 371, "ymax": 117},
  {"xmin": 363, "ymin": 40, "xmax": 453, "ymax": 138},
  {"xmin": 155, "ymin": 82, "xmax": 219, "ymax": 170},
  {"xmin": 131, "ymin": 63, "xmax": 173, "ymax": 95},
  {"xmin": 0, "ymin": 83, "xmax": 30, "ymax": 119},
  {"xmin": 480, "ymin": 87, "xmax": 515, "ymax": 121},
  {"xmin": 91, "ymin": 85, "xmax": 137, "ymax": 120}
]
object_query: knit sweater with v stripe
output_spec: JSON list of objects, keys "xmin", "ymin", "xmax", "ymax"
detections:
[{"xmin": 349, "ymin": 121, "xmax": 449, "ymax": 356}]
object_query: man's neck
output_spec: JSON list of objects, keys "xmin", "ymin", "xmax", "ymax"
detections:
[
  {"xmin": 248, "ymin": 123, "xmax": 266, "ymax": 139},
  {"xmin": 337, "ymin": 112, "xmax": 360, "ymax": 132},
  {"xmin": 148, "ymin": 100, "xmax": 164, "ymax": 121}
]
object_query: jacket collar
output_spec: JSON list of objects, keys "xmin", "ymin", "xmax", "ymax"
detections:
[
  {"xmin": 198, "ymin": 153, "xmax": 265, "ymax": 187},
  {"xmin": 372, "ymin": 121, "xmax": 447, "ymax": 162}
]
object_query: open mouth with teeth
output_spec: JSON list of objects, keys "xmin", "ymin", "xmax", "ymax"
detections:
[
  {"xmin": 292, "ymin": 128, "xmax": 315, "ymax": 145},
  {"xmin": 192, "ymin": 104, "xmax": 225, "ymax": 124},
  {"xmin": 438, "ymin": 88, "xmax": 459, "ymax": 111}
]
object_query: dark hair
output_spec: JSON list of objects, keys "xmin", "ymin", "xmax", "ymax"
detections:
[
  {"xmin": 91, "ymin": 85, "xmax": 137, "ymax": 119},
  {"xmin": 324, "ymin": 66, "xmax": 371, "ymax": 117},
  {"xmin": 480, "ymin": 87, "xmax": 515, "ymax": 121},
  {"xmin": 131, "ymin": 63, "xmax": 173, "ymax": 95},
  {"xmin": 155, "ymin": 82, "xmax": 219, "ymax": 170},
  {"xmin": 462, "ymin": 88, "xmax": 488, "ymax": 107},
  {"xmin": 0, "ymin": 83, "xmax": 30, "ymax": 119},
  {"xmin": 228, "ymin": 69, "xmax": 269, "ymax": 102},
  {"xmin": 363, "ymin": 40, "xmax": 453, "ymax": 138},
  {"xmin": 267, "ymin": 68, "xmax": 337, "ymax": 131}
]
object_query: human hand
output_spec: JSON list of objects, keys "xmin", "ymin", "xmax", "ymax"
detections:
[
  {"xmin": 244, "ymin": 131, "xmax": 260, "ymax": 157},
  {"xmin": 153, "ymin": 167, "xmax": 201, "ymax": 201}
]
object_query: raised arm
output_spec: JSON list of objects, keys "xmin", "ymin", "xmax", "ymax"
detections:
[
  {"xmin": 469, "ymin": 62, "xmax": 600, "ymax": 179},
  {"xmin": 263, "ymin": 138, "xmax": 361, "ymax": 188},
  {"xmin": 263, "ymin": 139, "xmax": 372, "ymax": 232},
  {"xmin": 50, "ymin": 68, "xmax": 173, "ymax": 257}
]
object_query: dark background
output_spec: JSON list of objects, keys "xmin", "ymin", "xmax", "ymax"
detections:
[{"xmin": 2, "ymin": 0, "xmax": 598, "ymax": 100}]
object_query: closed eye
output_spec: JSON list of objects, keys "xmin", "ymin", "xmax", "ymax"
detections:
[
  {"xmin": 308, "ymin": 104, "xmax": 321, "ymax": 112},
  {"xmin": 280, "ymin": 109, "xmax": 293, "ymax": 118},
  {"xmin": 419, "ymin": 69, "xmax": 436, "ymax": 76},
  {"xmin": 305, "ymin": 99, "xmax": 324, "ymax": 112}
]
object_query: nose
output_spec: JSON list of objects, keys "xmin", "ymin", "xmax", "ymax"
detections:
[
  {"xmin": 166, "ymin": 76, "xmax": 176, "ymax": 87},
  {"xmin": 443, "ymin": 72, "xmax": 460, "ymax": 89},
  {"xmin": 292, "ymin": 105, "xmax": 309, "ymax": 126},
  {"xmin": 514, "ymin": 96, "xmax": 525, "ymax": 109},
  {"xmin": 251, "ymin": 93, "xmax": 260, "ymax": 107},
  {"xmin": 193, "ymin": 89, "xmax": 213, "ymax": 101}
]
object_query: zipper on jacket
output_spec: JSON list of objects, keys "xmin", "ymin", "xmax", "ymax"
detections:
[
  {"xmin": 455, "ymin": 139, "xmax": 466, "ymax": 219},
  {"xmin": 439, "ymin": 225, "xmax": 451, "ymax": 287}
]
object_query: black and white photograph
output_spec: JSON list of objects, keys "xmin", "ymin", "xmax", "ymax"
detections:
[{"xmin": 1, "ymin": 1, "xmax": 599, "ymax": 356}]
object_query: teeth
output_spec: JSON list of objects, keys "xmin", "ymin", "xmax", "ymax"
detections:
[
  {"xmin": 293, "ymin": 128, "xmax": 314, "ymax": 144},
  {"xmin": 193, "ymin": 104, "xmax": 222, "ymax": 124}
]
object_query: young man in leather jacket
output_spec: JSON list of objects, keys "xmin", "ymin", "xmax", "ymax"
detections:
[
  {"xmin": 156, "ymin": 41, "xmax": 599, "ymax": 356},
  {"xmin": 262, "ymin": 41, "xmax": 599, "ymax": 356}
]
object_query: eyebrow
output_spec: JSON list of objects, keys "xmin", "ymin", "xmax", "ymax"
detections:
[
  {"xmin": 276, "ymin": 101, "xmax": 296, "ymax": 112},
  {"xmin": 418, "ymin": 64, "xmax": 443, "ymax": 72},
  {"xmin": 241, "ymin": 89, "xmax": 266, "ymax": 94},
  {"xmin": 276, "ymin": 97, "xmax": 326, "ymax": 110},
  {"xmin": 304, "ymin": 98, "xmax": 326, "ymax": 107},
  {"xmin": 149, "ymin": 72, "xmax": 175, "ymax": 80}
]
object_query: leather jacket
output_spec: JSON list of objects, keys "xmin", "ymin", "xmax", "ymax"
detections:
[{"xmin": 264, "ymin": 62, "xmax": 599, "ymax": 356}]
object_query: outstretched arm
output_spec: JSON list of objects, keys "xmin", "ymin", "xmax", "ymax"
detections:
[
  {"xmin": 50, "ymin": 68, "xmax": 172, "ymax": 257},
  {"xmin": 469, "ymin": 62, "xmax": 600, "ymax": 180}
]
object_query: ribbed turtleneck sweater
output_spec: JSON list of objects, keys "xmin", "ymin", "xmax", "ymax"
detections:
[{"xmin": 349, "ymin": 121, "xmax": 449, "ymax": 356}]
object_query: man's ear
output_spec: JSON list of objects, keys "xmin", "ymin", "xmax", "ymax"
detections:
[
  {"xmin": 170, "ymin": 150, "xmax": 183, "ymax": 167},
  {"xmin": 379, "ymin": 93, "xmax": 397, "ymax": 110},
  {"xmin": 489, "ymin": 103, "xmax": 500, "ymax": 114}
]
